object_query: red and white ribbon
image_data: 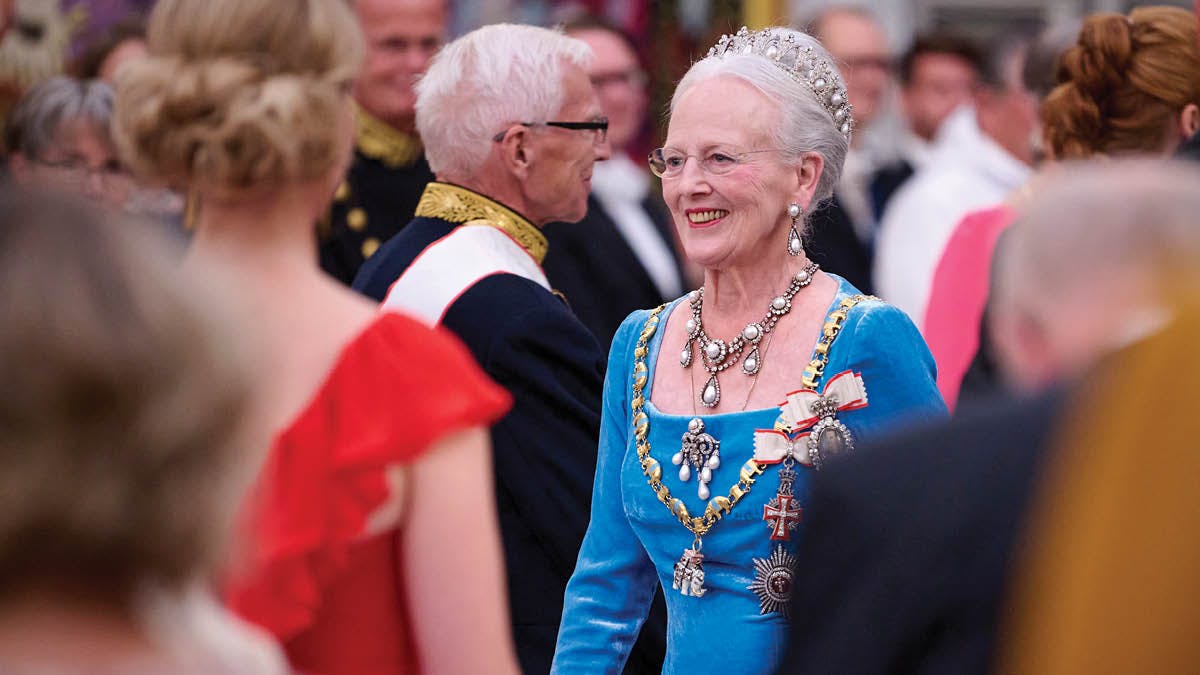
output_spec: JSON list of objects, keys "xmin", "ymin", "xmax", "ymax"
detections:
[
  {"xmin": 752, "ymin": 428, "xmax": 812, "ymax": 466},
  {"xmin": 778, "ymin": 370, "xmax": 868, "ymax": 432}
]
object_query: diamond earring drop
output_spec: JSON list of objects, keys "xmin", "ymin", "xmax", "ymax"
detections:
[{"xmin": 787, "ymin": 203, "xmax": 803, "ymax": 256}]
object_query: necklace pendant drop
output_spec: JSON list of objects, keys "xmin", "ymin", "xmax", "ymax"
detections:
[
  {"xmin": 680, "ymin": 343, "xmax": 693, "ymax": 368},
  {"xmin": 743, "ymin": 345, "xmax": 761, "ymax": 375},
  {"xmin": 700, "ymin": 374, "xmax": 721, "ymax": 408}
]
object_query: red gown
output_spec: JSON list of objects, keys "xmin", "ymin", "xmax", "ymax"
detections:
[{"xmin": 226, "ymin": 312, "xmax": 511, "ymax": 674}]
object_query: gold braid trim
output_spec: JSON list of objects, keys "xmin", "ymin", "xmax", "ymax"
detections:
[
  {"xmin": 354, "ymin": 104, "xmax": 423, "ymax": 168},
  {"xmin": 631, "ymin": 305, "xmax": 766, "ymax": 537},
  {"xmin": 414, "ymin": 182, "xmax": 548, "ymax": 264}
]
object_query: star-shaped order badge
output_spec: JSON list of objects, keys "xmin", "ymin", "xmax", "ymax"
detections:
[{"xmin": 748, "ymin": 545, "xmax": 797, "ymax": 616}]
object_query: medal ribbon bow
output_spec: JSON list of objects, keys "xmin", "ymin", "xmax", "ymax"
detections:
[{"xmin": 752, "ymin": 370, "xmax": 868, "ymax": 466}]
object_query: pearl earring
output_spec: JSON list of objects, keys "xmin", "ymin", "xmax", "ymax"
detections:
[{"xmin": 787, "ymin": 203, "xmax": 803, "ymax": 256}]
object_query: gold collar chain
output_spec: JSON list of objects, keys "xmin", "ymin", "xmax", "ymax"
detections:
[
  {"xmin": 631, "ymin": 293, "xmax": 875, "ymax": 536},
  {"xmin": 355, "ymin": 104, "xmax": 423, "ymax": 168},
  {"xmin": 414, "ymin": 182, "xmax": 548, "ymax": 264},
  {"xmin": 800, "ymin": 294, "xmax": 876, "ymax": 390}
]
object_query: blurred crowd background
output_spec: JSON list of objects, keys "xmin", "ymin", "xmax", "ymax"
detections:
[{"xmin": 3, "ymin": 0, "xmax": 1200, "ymax": 673}]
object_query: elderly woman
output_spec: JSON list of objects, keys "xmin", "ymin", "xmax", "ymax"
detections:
[
  {"xmin": 4, "ymin": 76, "xmax": 132, "ymax": 208},
  {"xmin": 552, "ymin": 27, "xmax": 946, "ymax": 674},
  {"xmin": 0, "ymin": 189, "xmax": 282, "ymax": 674}
]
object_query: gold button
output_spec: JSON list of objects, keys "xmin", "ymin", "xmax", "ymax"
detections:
[
  {"xmin": 362, "ymin": 237, "xmax": 381, "ymax": 259},
  {"xmin": 347, "ymin": 207, "xmax": 368, "ymax": 231},
  {"xmin": 335, "ymin": 182, "xmax": 350, "ymax": 202}
]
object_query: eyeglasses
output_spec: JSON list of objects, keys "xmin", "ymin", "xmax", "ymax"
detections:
[
  {"xmin": 648, "ymin": 147, "xmax": 777, "ymax": 178},
  {"xmin": 34, "ymin": 158, "xmax": 131, "ymax": 187},
  {"xmin": 492, "ymin": 117, "xmax": 609, "ymax": 144}
]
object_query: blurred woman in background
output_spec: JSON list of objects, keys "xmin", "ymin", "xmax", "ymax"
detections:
[
  {"xmin": 113, "ymin": 0, "xmax": 520, "ymax": 673},
  {"xmin": 4, "ymin": 76, "xmax": 133, "ymax": 208}
]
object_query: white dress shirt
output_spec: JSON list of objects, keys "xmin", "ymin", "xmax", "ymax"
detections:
[
  {"xmin": 873, "ymin": 106, "xmax": 1031, "ymax": 329},
  {"xmin": 591, "ymin": 155, "xmax": 684, "ymax": 300}
]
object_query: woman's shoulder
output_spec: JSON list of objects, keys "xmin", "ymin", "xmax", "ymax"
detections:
[
  {"xmin": 288, "ymin": 311, "xmax": 511, "ymax": 460},
  {"xmin": 824, "ymin": 274, "xmax": 910, "ymax": 323},
  {"xmin": 231, "ymin": 311, "xmax": 512, "ymax": 641}
]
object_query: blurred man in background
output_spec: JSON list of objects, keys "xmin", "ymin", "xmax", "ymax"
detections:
[
  {"xmin": 541, "ymin": 16, "xmax": 687, "ymax": 351},
  {"xmin": 870, "ymin": 32, "xmax": 982, "ymax": 219},
  {"xmin": 781, "ymin": 160, "xmax": 1200, "ymax": 675},
  {"xmin": 802, "ymin": 4, "xmax": 893, "ymax": 293},
  {"xmin": 320, "ymin": 0, "xmax": 444, "ymax": 285},
  {"xmin": 874, "ymin": 32, "xmax": 1036, "ymax": 326}
]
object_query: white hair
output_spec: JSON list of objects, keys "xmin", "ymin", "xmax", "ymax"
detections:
[
  {"xmin": 671, "ymin": 27, "xmax": 849, "ymax": 207},
  {"xmin": 995, "ymin": 160, "xmax": 1200, "ymax": 321},
  {"xmin": 5, "ymin": 76, "xmax": 114, "ymax": 158},
  {"xmin": 415, "ymin": 23, "xmax": 592, "ymax": 177}
]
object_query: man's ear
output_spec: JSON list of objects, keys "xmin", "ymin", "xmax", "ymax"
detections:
[{"xmin": 496, "ymin": 126, "xmax": 535, "ymax": 180}]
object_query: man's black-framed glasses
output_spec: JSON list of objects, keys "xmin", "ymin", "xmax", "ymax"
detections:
[{"xmin": 492, "ymin": 117, "xmax": 609, "ymax": 144}]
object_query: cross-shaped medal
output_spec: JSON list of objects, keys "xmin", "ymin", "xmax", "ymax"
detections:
[
  {"xmin": 763, "ymin": 494, "xmax": 802, "ymax": 541},
  {"xmin": 763, "ymin": 466, "xmax": 802, "ymax": 541}
]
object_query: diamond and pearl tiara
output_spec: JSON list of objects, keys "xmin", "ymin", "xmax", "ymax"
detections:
[{"xmin": 706, "ymin": 26, "xmax": 854, "ymax": 138}]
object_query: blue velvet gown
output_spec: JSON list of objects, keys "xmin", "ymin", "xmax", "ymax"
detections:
[{"xmin": 552, "ymin": 275, "xmax": 947, "ymax": 674}]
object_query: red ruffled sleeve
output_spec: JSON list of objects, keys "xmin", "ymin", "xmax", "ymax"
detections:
[{"xmin": 226, "ymin": 312, "xmax": 511, "ymax": 641}]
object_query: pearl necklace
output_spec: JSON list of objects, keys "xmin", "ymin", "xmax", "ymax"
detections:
[{"xmin": 680, "ymin": 262, "xmax": 819, "ymax": 408}]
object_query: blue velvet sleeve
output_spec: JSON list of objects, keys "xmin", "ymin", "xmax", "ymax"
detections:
[
  {"xmin": 552, "ymin": 310, "xmax": 661, "ymax": 674},
  {"xmin": 839, "ymin": 300, "xmax": 947, "ymax": 436}
]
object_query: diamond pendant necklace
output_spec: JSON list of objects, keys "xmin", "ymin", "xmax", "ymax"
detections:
[
  {"xmin": 681, "ymin": 262, "xmax": 818, "ymax": 408},
  {"xmin": 676, "ymin": 329, "xmax": 776, "ymax": 500}
]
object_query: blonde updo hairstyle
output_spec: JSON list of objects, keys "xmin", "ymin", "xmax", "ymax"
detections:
[
  {"xmin": 112, "ymin": 0, "xmax": 364, "ymax": 197},
  {"xmin": 1041, "ymin": 6, "xmax": 1200, "ymax": 160}
]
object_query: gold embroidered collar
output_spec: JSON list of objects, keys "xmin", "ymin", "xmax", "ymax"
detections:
[
  {"xmin": 354, "ymin": 104, "xmax": 423, "ymax": 168},
  {"xmin": 414, "ymin": 182, "xmax": 547, "ymax": 264}
]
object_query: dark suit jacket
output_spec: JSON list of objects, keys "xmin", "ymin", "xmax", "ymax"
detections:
[
  {"xmin": 805, "ymin": 194, "xmax": 874, "ymax": 295},
  {"xmin": 354, "ymin": 215, "xmax": 665, "ymax": 674},
  {"xmin": 542, "ymin": 194, "xmax": 685, "ymax": 353},
  {"xmin": 778, "ymin": 388, "xmax": 1064, "ymax": 675},
  {"xmin": 870, "ymin": 159, "xmax": 916, "ymax": 222}
]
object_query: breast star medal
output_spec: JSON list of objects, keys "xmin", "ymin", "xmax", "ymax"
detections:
[
  {"xmin": 762, "ymin": 465, "xmax": 802, "ymax": 541},
  {"xmin": 672, "ymin": 546, "xmax": 707, "ymax": 597},
  {"xmin": 748, "ymin": 545, "xmax": 797, "ymax": 616},
  {"xmin": 672, "ymin": 417, "xmax": 721, "ymax": 499}
]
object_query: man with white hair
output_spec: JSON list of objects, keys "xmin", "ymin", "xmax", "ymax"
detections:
[{"xmin": 353, "ymin": 24, "xmax": 638, "ymax": 674}]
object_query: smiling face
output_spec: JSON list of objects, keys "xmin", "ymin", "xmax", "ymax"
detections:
[
  {"xmin": 662, "ymin": 76, "xmax": 811, "ymax": 271},
  {"xmin": 352, "ymin": 0, "xmax": 446, "ymax": 131},
  {"xmin": 521, "ymin": 63, "xmax": 611, "ymax": 225}
]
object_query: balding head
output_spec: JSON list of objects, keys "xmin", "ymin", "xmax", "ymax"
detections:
[
  {"xmin": 991, "ymin": 161, "xmax": 1200, "ymax": 390},
  {"xmin": 808, "ymin": 6, "xmax": 891, "ymax": 130}
]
